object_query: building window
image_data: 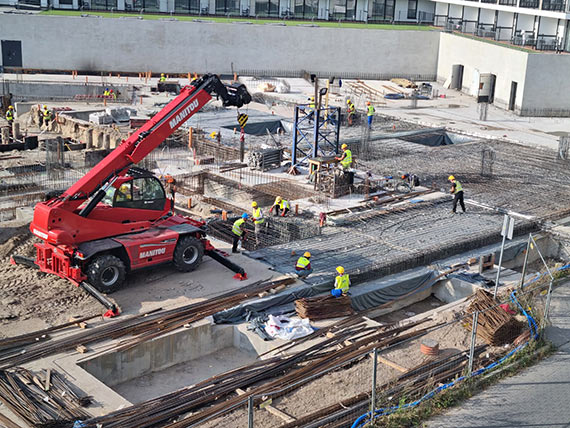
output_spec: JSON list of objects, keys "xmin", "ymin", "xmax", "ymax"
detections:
[
  {"xmin": 332, "ymin": 0, "xmax": 357, "ymax": 19},
  {"xmin": 407, "ymin": 0, "xmax": 417, "ymax": 19},
  {"xmin": 519, "ymin": 0, "xmax": 539, "ymax": 7},
  {"xmin": 216, "ymin": 0, "xmax": 239, "ymax": 13},
  {"xmin": 369, "ymin": 0, "xmax": 394, "ymax": 21},
  {"xmin": 498, "ymin": 0, "xmax": 516, "ymax": 4},
  {"xmin": 59, "ymin": 0, "xmax": 73, "ymax": 5},
  {"xmin": 542, "ymin": 0, "xmax": 566, "ymax": 10},
  {"xmin": 295, "ymin": 0, "xmax": 317, "ymax": 18},
  {"xmin": 256, "ymin": 0, "xmax": 280, "ymax": 15},
  {"xmin": 175, "ymin": 0, "xmax": 200, "ymax": 13}
]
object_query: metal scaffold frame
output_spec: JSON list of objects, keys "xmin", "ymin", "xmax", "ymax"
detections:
[{"xmin": 291, "ymin": 104, "xmax": 341, "ymax": 166}]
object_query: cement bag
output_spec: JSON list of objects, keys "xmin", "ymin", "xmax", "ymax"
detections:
[{"xmin": 265, "ymin": 315, "xmax": 313, "ymax": 340}]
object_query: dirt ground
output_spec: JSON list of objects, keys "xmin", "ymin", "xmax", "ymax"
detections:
[
  {"xmin": 0, "ymin": 221, "xmax": 101, "ymax": 336},
  {"xmin": 200, "ymin": 317, "xmax": 488, "ymax": 428}
]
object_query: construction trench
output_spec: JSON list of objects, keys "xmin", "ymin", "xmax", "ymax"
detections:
[{"xmin": 0, "ymin": 74, "xmax": 570, "ymax": 428}]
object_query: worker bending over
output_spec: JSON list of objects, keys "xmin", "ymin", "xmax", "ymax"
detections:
[
  {"xmin": 331, "ymin": 266, "xmax": 350, "ymax": 297},
  {"xmin": 335, "ymin": 144, "xmax": 353, "ymax": 170},
  {"xmin": 251, "ymin": 201, "xmax": 265, "ymax": 245},
  {"xmin": 346, "ymin": 99, "xmax": 355, "ymax": 126},
  {"xmin": 5, "ymin": 106, "xmax": 14, "ymax": 124},
  {"xmin": 448, "ymin": 175, "xmax": 466, "ymax": 214},
  {"xmin": 366, "ymin": 101, "xmax": 375, "ymax": 129},
  {"xmin": 160, "ymin": 73, "xmax": 166, "ymax": 82},
  {"xmin": 270, "ymin": 196, "xmax": 290, "ymax": 217},
  {"xmin": 232, "ymin": 213, "xmax": 249, "ymax": 253},
  {"xmin": 41, "ymin": 105, "xmax": 53, "ymax": 128},
  {"xmin": 295, "ymin": 252, "xmax": 313, "ymax": 278}
]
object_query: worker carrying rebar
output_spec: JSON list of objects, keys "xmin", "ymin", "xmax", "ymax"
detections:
[
  {"xmin": 448, "ymin": 175, "xmax": 466, "ymax": 214},
  {"xmin": 5, "ymin": 106, "xmax": 14, "ymax": 124},
  {"xmin": 332, "ymin": 266, "xmax": 350, "ymax": 297},
  {"xmin": 295, "ymin": 252, "xmax": 313, "ymax": 278},
  {"xmin": 232, "ymin": 213, "xmax": 249, "ymax": 253},
  {"xmin": 366, "ymin": 101, "xmax": 375, "ymax": 129},
  {"xmin": 335, "ymin": 144, "xmax": 353, "ymax": 170},
  {"xmin": 346, "ymin": 99, "xmax": 355, "ymax": 126},
  {"xmin": 41, "ymin": 105, "xmax": 53, "ymax": 128},
  {"xmin": 251, "ymin": 201, "xmax": 265, "ymax": 245},
  {"xmin": 160, "ymin": 73, "xmax": 166, "ymax": 82},
  {"xmin": 270, "ymin": 196, "xmax": 290, "ymax": 217}
]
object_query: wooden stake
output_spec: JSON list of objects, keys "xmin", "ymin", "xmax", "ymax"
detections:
[{"xmin": 44, "ymin": 369, "xmax": 51, "ymax": 391}]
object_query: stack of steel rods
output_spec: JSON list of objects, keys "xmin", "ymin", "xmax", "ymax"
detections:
[
  {"xmin": 464, "ymin": 289, "xmax": 522, "ymax": 345},
  {"xmin": 0, "ymin": 368, "xmax": 91, "ymax": 428},
  {"xmin": 295, "ymin": 295, "xmax": 355, "ymax": 320},
  {"xmin": 0, "ymin": 277, "xmax": 294, "ymax": 369}
]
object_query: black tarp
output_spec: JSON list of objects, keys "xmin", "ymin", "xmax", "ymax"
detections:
[{"xmin": 223, "ymin": 120, "xmax": 284, "ymax": 136}]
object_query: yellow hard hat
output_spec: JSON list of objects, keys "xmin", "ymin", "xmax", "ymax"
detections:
[
  {"xmin": 309, "ymin": 96, "xmax": 314, "ymax": 101},
  {"xmin": 448, "ymin": 175, "xmax": 455, "ymax": 181},
  {"xmin": 161, "ymin": 73, "xmax": 165, "ymax": 76},
  {"xmin": 251, "ymin": 201, "xmax": 258, "ymax": 207},
  {"xmin": 304, "ymin": 252, "xmax": 311, "ymax": 258},
  {"xmin": 346, "ymin": 99, "xmax": 351, "ymax": 104},
  {"xmin": 341, "ymin": 144, "xmax": 348, "ymax": 150},
  {"xmin": 8, "ymin": 106, "xmax": 13, "ymax": 109},
  {"xmin": 119, "ymin": 184, "xmax": 129, "ymax": 191},
  {"xmin": 43, "ymin": 105, "xmax": 47, "ymax": 109},
  {"xmin": 336, "ymin": 266, "xmax": 345, "ymax": 274},
  {"xmin": 276, "ymin": 196, "xmax": 282, "ymax": 203},
  {"xmin": 210, "ymin": 131, "xmax": 217, "ymax": 139}
]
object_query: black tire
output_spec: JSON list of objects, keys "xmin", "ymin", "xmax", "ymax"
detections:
[
  {"xmin": 86, "ymin": 254, "xmax": 126, "ymax": 294},
  {"xmin": 173, "ymin": 236, "xmax": 204, "ymax": 272}
]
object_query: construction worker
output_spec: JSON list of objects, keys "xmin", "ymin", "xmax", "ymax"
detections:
[
  {"xmin": 335, "ymin": 144, "xmax": 353, "ymax": 170},
  {"xmin": 270, "ymin": 196, "xmax": 290, "ymax": 217},
  {"xmin": 295, "ymin": 252, "xmax": 313, "ymax": 278},
  {"xmin": 160, "ymin": 73, "xmax": 166, "ymax": 82},
  {"xmin": 109, "ymin": 89, "xmax": 117, "ymax": 100},
  {"xmin": 306, "ymin": 96, "xmax": 315, "ymax": 121},
  {"xmin": 232, "ymin": 213, "xmax": 248, "ymax": 253},
  {"xmin": 251, "ymin": 201, "xmax": 265, "ymax": 245},
  {"xmin": 332, "ymin": 266, "xmax": 350, "ymax": 297},
  {"xmin": 103, "ymin": 88, "xmax": 110, "ymax": 97},
  {"xmin": 346, "ymin": 99, "xmax": 355, "ymax": 126},
  {"xmin": 41, "ymin": 105, "xmax": 53, "ymax": 128},
  {"xmin": 116, "ymin": 183, "xmax": 132, "ymax": 201},
  {"xmin": 5, "ymin": 106, "xmax": 14, "ymax": 124},
  {"xmin": 366, "ymin": 101, "xmax": 375, "ymax": 129},
  {"xmin": 448, "ymin": 175, "xmax": 466, "ymax": 214}
]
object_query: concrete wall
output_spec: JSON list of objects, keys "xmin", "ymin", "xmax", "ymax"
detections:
[
  {"xmin": 0, "ymin": 14, "xmax": 441, "ymax": 78},
  {"xmin": 522, "ymin": 53, "xmax": 570, "ymax": 116},
  {"xmin": 437, "ymin": 33, "xmax": 529, "ymax": 111}
]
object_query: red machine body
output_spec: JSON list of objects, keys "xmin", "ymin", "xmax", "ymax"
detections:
[{"xmin": 29, "ymin": 74, "xmax": 251, "ymax": 292}]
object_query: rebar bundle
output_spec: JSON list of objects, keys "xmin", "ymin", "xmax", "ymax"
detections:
[
  {"xmin": 464, "ymin": 289, "xmax": 522, "ymax": 345},
  {"xmin": 295, "ymin": 295, "xmax": 355, "ymax": 320},
  {"xmin": 0, "ymin": 368, "xmax": 91, "ymax": 428}
]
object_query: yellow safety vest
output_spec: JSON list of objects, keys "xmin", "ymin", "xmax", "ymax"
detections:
[
  {"xmin": 253, "ymin": 207, "xmax": 265, "ymax": 224},
  {"xmin": 232, "ymin": 218, "xmax": 245, "ymax": 236},
  {"xmin": 453, "ymin": 180, "xmax": 463, "ymax": 194},
  {"xmin": 348, "ymin": 103, "xmax": 355, "ymax": 114},
  {"xmin": 341, "ymin": 149, "xmax": 352, "ymax": 169},
  {"xmin": 279, "ymin": 199, "xmax": 290, "ymax": 210},
  {"xmin": 43, "ymin": 109, "xmax": 52, "ymax": 120},
  {"xmin": 334, "ymin": 274, "xmax": 350, "ymax": 293},
  {"xmin": 367, "ymin": 105, "xmax": 375, "ymax": 117},
  {"xmin": 6, "ymin": 110, "xmax": 13, "ymax": 121},
  {"xmin": 296, "ymin": 256, "xmax": 310, "ymax": 269},
  {"xmin": 160, "ymin": 76, "xmax": 166, "ymax": 82},
  {"xmin": 104, "ymin": 90, "xmax": 109, "ymax": 96}
]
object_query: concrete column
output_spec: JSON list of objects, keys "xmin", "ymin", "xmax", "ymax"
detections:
[
  {"xmin": 12, "ymin": 122, "xmax": 21, "ymax": 140},
  {"xmin": 117, "ymin": 0, "xmax": 125, "ymax": 9},
  {"xmin": 96, "ymin": 131, "xmax": 104, "ymax": 149},
  {"xmin": 1, "ymin": 127, "xmax": 9, "ymax": 144},
  {"xmin": 104, "ymin": 133, "xmax": 111, "ymax": 150},
  {"xmin": 159, "ymin": 0, "xmax": 168, "ymax": 12},
  {"xmin": 85, "ymin": 129, "xmax": 93, "ymax": 149}
]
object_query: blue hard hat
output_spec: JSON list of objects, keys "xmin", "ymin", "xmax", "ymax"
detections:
[{"xmin": 242, "ymin": 213, "xmax": 249, "ymax": 219}]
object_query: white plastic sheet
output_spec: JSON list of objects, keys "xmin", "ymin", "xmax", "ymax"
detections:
[{"xmin": 264, "ymin": 315, "xmax": 313, "ymax": 341}]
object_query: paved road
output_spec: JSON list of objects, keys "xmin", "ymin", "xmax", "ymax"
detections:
[{"xmin": 426, "ymin": 282, "xmax": 570, "ymax": 428}]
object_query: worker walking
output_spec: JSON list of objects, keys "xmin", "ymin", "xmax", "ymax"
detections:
[
  {"xmin": 306, "ymin": 96, "xmax": 315, "ymax": 122},
  {"xmin": 346, "ymin": 99, "xmax": 355, "ymax": 126},
  {"xmin": 251, "ymin": 201, "xmax": 265, "ymax": 246},
  {"xmin": 335, "ymin": 144, "xmax": 353, "ymax": 170},
  {"xmin": 366, "ymin": 101, "xmax": 375, "ymax": 129},
  {"xmin": 332, "ymin": 266, "xmax": 350, "ymax": 297},
  {"xmin": 232, "ymin": 213, "xmax": 248, "ymax": 253},
  {"xmin": 448, "ymin": 175, "xmax": 466, "ymax": 214},
  {"xmin": 270, "ymin": 196, "xmax": 290, "ymax": 217},
  {"xmin": 295, "ymin": 252, "xmax": 313, "ymax": 278},
  {"xmin": 103, "ymin": 88, "xmax": 110, "ymax": 97},
  {"xmin": 160, "ymin": 73, "xmax": 166, "ymax": 82},
  {"xmin": 41, "ymin": 105, "xmax": 53, "ymax": 128},
  {"xmin": 5, "ymin": 106, "xmax": 14, "ymax": 124}
]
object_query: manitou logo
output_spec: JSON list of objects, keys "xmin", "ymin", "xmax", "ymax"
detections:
[
  {"xmin": 139, "ymin": 248, "xmax": 166, "ymax": 258},
  {"xmin": 169, "ymin": 99, "xmax": 200, "ymax": 129}
]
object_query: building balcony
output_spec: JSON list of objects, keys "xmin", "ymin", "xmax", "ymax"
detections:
[
  {"xmin": 481, "ymin": 0, "xmax": 498, "ymax": 4},
  {"xmin": 498, "ymin": 0, "xmax": 517, "ymax": 5}
]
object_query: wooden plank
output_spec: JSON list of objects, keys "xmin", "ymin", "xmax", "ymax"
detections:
[
  {"xmin": 76, "ymin": 345, "xmax": 88, "ymax": 354},
  {"xmin": 265, "ymin": 404, "xmax": 296, "ymax": 424},
  {"xmin": 370, "ymin": 354, "xmax": 408, "ymax": 373},
  {"xmin": 44, "ymin": 368, "xmax": 51, "ymax": 391},
  {"xmin": 235, "ymin": 388, "xmax": 246, "ymax": 395}
]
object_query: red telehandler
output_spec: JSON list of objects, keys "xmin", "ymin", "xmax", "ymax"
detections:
[{"xmin": 11, "ymin": 74, "xmax": 252, "ymax": 314}]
